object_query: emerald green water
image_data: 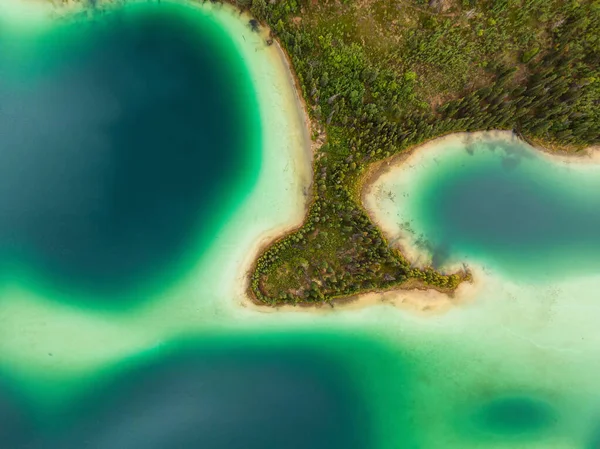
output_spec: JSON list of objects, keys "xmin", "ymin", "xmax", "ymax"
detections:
[
  {"xmin": 0, "ymin": 334, "xmax": 390, "ymax": 449},
  {"xmin": 1, "ymin": 3, "xmax": 599, "ymax": 449},
  {"xmin": 408, "ymin": 136, "xmax": 600, "ymax": 281},
  {"xmin": 0, "ymin": 1, "xmax": 260, "ymax": 302},
  {"xmin": 472, "ymin": 397, "xmax": 556, "ymax": 436}
]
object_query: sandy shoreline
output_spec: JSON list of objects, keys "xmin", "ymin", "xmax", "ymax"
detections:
[{"xmin": 213, "ymin": 6, "xmax": 316, "ymax": 313}]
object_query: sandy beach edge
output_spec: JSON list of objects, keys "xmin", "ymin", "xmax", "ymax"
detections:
[
  {"xmin": 361, "ymin": 129, "xmax": 600, "ymax": 251},
  {"xmin": 233, "ymin": 18, "xmax": 318, "ymax": 312}
]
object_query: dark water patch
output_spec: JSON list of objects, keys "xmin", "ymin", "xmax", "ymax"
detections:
[
  {"xmin": 0, "ymin": 381, "xmax": 32, "ymax": 448},
  {"xmin": 471, "ymin": 396, "xmax": 556, "ymax": 438},
  {"xmin": 0, "ymin": 2, "xmax": 260, "ymax": 304},
  {"xmin": 412, "ymin": 138, "xmax": 600, "ymax": 280},
  {"xmin": 585, "ymin": 417, "xmax": 600, "ymax": 449},
  {"xmin": 500, "ymin": 154, "xmax": 522, "ymax": 171},
  {"xmin": 61, "ymin": 349, "xmax": 370, "ymax": 449},
  {"xmin": 3, "ymin": 335, "xmax": 380, "ymax": 449},
  {"xmin": 430, "ymin": 240, "xmax": 453, "ymax": 269}
]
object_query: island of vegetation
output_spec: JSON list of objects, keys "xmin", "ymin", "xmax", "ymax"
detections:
[{"xmin": 240, "ymin": 0, "xmax": 599, "ymax": 306}]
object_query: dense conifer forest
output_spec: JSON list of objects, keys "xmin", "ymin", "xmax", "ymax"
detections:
[{"xmin": 243, "ymin": 0, "xmax": 599, "ymax": 306}]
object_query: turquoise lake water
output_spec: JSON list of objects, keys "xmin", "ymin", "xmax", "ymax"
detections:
[
  {"xmin": 1, "ymin": 2, "xmax": 600, "ymax": 449},
  {"xmin": 0, "ymin": 1, "xmax": 260, "ymax": 302},
  {"xmin": 408, "ymin": 137, "xmax": 600, "ymax": 281}
]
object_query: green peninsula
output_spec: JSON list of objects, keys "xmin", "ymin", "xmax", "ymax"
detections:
[{"xmin": 248, "ymin": 0, "xmax": 599, "ymax": 305}]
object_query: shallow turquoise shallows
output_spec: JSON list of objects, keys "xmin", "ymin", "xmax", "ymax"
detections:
[
  {"xmin": 407, "ymin": 137, "xmax": 600, "ymax": 281},
  {"xmin": 0, "ymin": 1, "xmax": 260, "ymax": 303}
]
